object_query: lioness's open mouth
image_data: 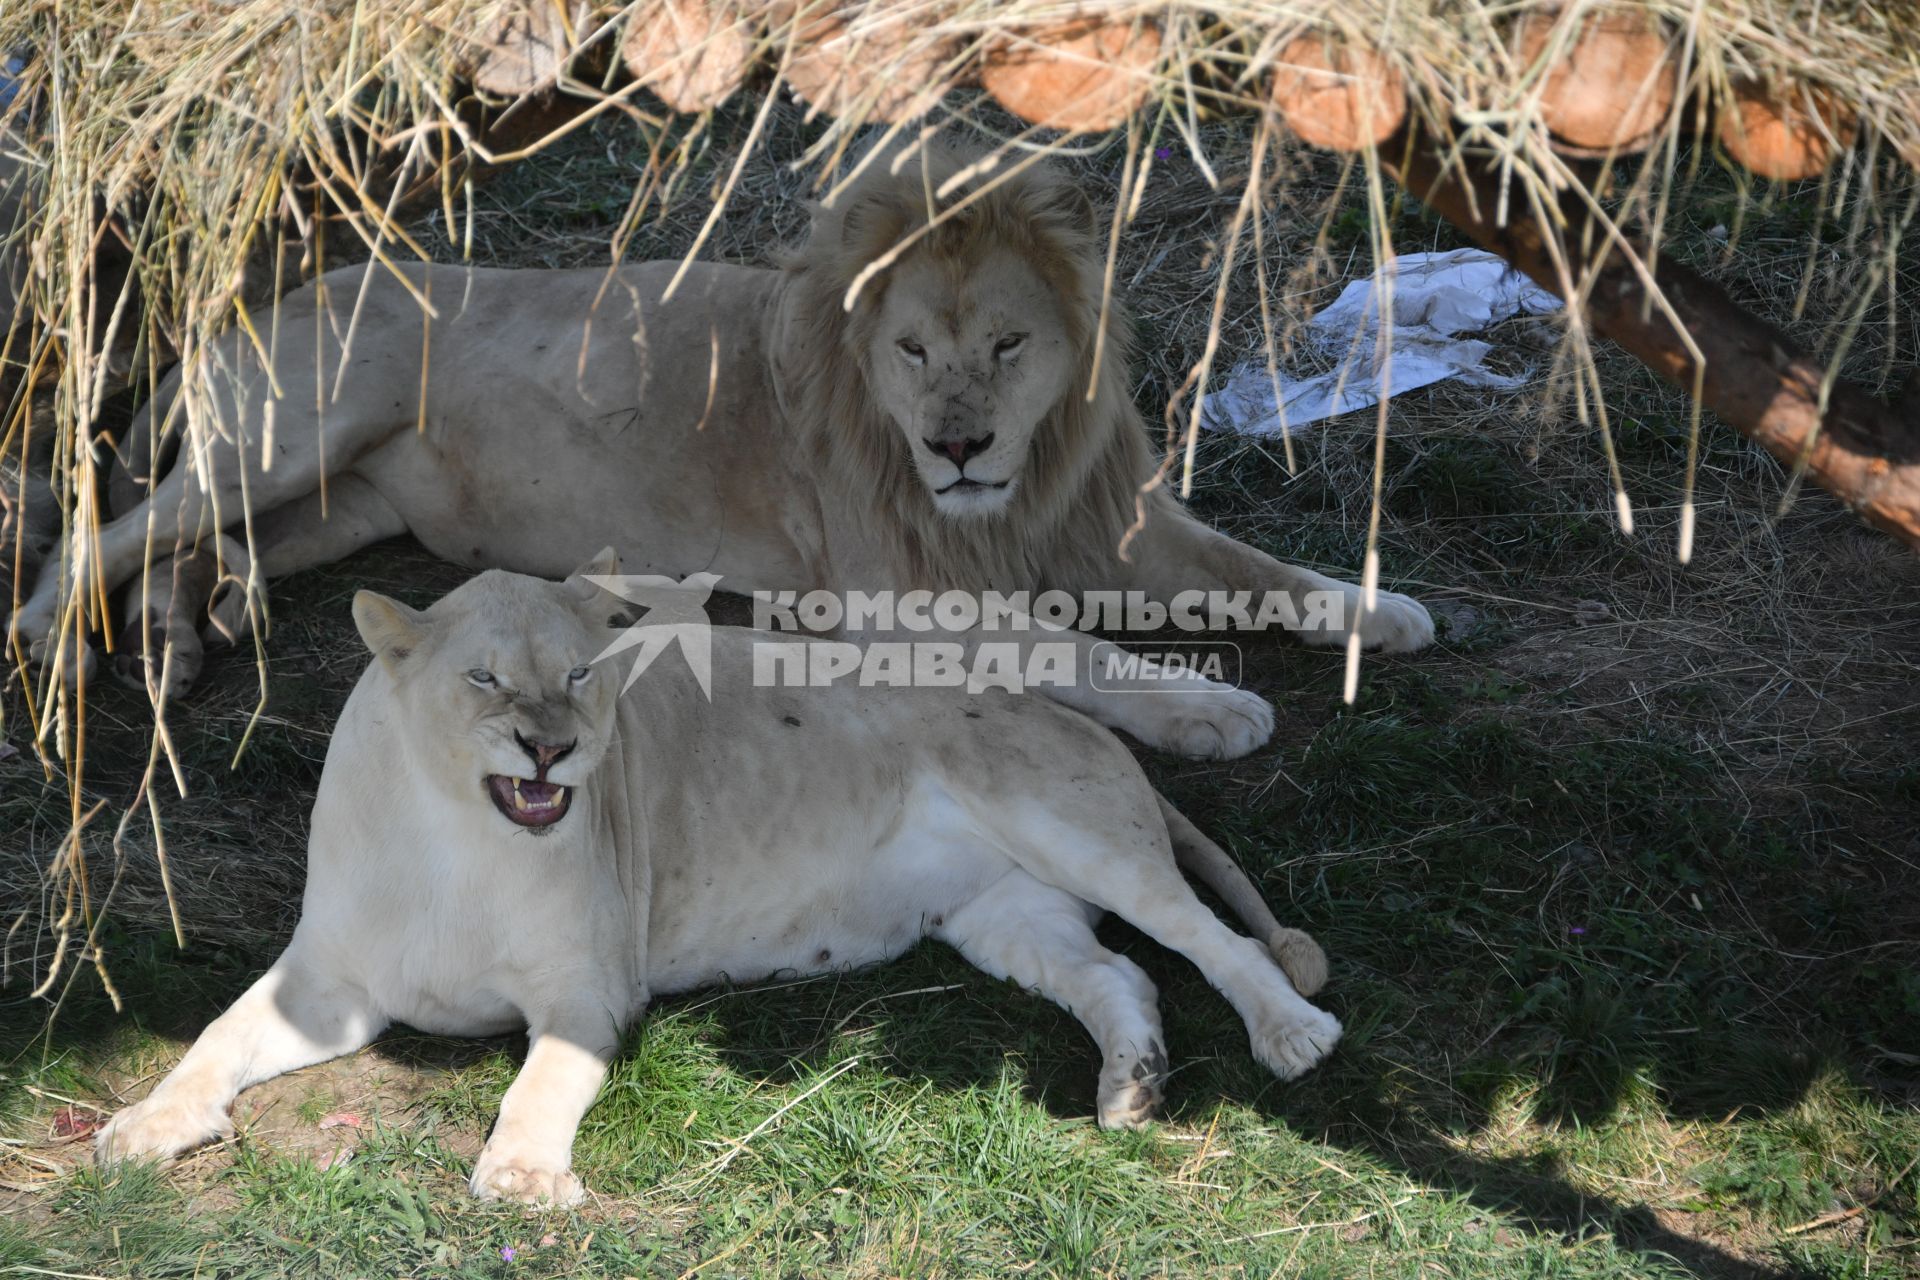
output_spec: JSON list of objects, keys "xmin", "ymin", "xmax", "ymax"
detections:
[{"xmin": 485, "ymin": 775, "xmax": 572, "ymax": 828}]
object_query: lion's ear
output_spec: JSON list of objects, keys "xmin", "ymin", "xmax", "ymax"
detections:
[
  {"xmin": 352, "ymin": 591, "xmax": 428, "ymax": 663},
  {"xmin": 565, "ymin": 546, "xmax": 622, "ymax": 605},
  {"xmin": 1038, "ymin": 181, "xmax": 1099, "ymax": 241},
  {"xmin": 839, "ymin": 188, "xmax": 905, "ymax": 255}
]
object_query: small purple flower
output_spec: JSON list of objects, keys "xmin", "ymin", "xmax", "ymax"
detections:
[
  {"xmin": 1568, "ymin": 926, "xmax": 1587, "ymax": 936},
  {"xmin": 501, "ymin": 1246, "xmax": 517, "ymax": 1263},
  {"xmin": 1154, "ymin": 146, "xmax": 1172, "ymax": 160}
]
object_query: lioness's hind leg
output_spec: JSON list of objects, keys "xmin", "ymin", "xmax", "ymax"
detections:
[
  {"xmin": 96, "ymin": 950, "xmax": 383, "ymax": 1166},
  {"xmin": 937, "ymin": 873, "xmax": 1168, "ymax": 1129},
  {"xmin": 1000, "ymin": 807, "xmax": 1341, "ymax": 1082}
]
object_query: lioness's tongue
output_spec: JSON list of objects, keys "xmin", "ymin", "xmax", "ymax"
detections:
[{"xmin": 519, "ymin": 780, "xmax": 562, "ymax": 805}]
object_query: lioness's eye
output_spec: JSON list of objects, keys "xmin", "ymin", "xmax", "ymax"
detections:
[
  {"xmin": 466, "ymin": 669, "xmax": 496, "ymax": 687},
  {"xmin": 995, "ymin": 334, "xmax": 1026, "ymax": 358},
  {"xmin": 896, "ymin": 339, "xmax": 926, "ymax": 364},
  {"xmin": 568, "ymin": 665, "xmax": 592, "ymax": 684}
]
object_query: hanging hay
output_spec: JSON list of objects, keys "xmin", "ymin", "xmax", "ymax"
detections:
[{"xmin": 0, "ymin": 0, "xmax": 1916, "ymax": 999}]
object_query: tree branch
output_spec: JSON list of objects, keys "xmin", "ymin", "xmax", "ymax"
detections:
[{"xmin": 1382, "ymin": 128, "xmax": 1920, "ymax": 548}]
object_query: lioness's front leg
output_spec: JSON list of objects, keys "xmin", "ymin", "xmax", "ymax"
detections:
[
  {"xmin": 469, "ymin": 1004, "xmax": 622, "ymax": 1207},
  {"xmin": 96, "ymin": 952, "xmax": 382, "ymax": 1165},
  {"xmin": 1127, "ymin": 502, "xmax": 1435, "ymax": 653}
]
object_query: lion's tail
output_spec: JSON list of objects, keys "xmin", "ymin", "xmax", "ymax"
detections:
[{"xmin": 1156, "ymin": 792, "xmax": 1328, "ymax": 998}]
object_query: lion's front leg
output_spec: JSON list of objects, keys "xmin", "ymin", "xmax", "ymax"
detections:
[
  {"xmin": 1125, "ymin": 503, "xmax": 1435, "ymax": 653},
  {"xmin": 907, "ymin": 618, "xmax": 1275, "ymax": 760},
  {"xmin": 470, "ymin": 1005, "xmax": 622, "ymax": 1207}
]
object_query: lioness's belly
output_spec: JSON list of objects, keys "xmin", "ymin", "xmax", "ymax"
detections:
[{"xmin": 644, "ymin": 782, "xmax": 1013, "ymax": 995}]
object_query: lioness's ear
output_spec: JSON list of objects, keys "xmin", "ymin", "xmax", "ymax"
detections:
[
  {"xmin": 566, "ymin": 546, "xmax": 622, "ymax": 604},
  {"xmin": 353, "ymin": 590, "xmax": 428, "ymax": 663}
]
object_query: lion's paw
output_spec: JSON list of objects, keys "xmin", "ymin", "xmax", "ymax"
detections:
[
  {"xmin": 1139, "ymin": 684, "xmax": 1275, "ymax": 760},
  {"xmin": 1299, "ymin": 585, "xmax": 1435, "ymax": 654},
  {"xmin": 113, "ymin": 621, "xmax": 202, "ymax": 702},
  {"xmin": 470, "ymin": 1148, "xmax": 585, "ymax": 1207},
  {"xmin": 95, "ymin": 1094, "xmax": 233, "ymax": 1166},
  {"xmin": 1362, "ymin": 589, "xmax": 1436, "ymax": 653},
  {"xmin": 1248, "ymin": 1003, "xmax": 1342, "ymax": 1082}
]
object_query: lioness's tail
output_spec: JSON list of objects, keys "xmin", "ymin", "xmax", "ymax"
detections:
[{"xmin": 1156, "ymin": 794, "xmax": 1328, "ymax": 998}]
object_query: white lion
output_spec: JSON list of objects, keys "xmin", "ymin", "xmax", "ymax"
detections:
[
  {"xmin": 17, "ymin": 140, "xmax": 1431, "ymax": 756},
  {"xmin": 95, "ymin": 555, "xmax": 1342, "ymax": 1204}
]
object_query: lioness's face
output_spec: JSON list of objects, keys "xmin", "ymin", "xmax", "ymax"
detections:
[
  {"xmin": 866, "ymin": 246, "xmax": 1076, "ymax": 518},
  {"xmin": 355, "ymin": 564, "xmax": 622, "ymax": 835}
]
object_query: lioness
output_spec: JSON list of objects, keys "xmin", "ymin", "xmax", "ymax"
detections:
[
  {"xmin": 94, "ymin": 556, "xmax": 1342, "ymax": 1204},
  {"xmin": 16, "ymin": 141, "xmax": 1432, "ymax": 756}
]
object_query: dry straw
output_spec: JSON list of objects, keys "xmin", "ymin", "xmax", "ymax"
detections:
[{"xmin": 0, "ymin": 0, "xmax": 1915, "ymax": 998}]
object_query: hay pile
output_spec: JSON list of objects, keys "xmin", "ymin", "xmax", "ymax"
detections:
[{"xmin": 0, "ymin": 0, "xmax": 1915, "ymax": 996}]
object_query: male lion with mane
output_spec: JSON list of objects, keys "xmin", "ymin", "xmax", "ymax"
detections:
[
  {"xmin": 15, "ymin": 141, "xmax": 1432, "ymax": 757},
  {"xmin": 95, "ymin": 556, "xmax": 1342, "ymax": 1204}
]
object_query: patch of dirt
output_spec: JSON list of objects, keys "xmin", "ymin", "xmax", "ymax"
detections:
[{"xmin": 4, "ymin": 1039, "xmax": 486, "ymax": 1216}]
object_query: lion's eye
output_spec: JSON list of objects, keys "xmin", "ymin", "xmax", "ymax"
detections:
[
  {"xmin": 568, "ymin": 665, "xmax": 592, "ymax": 684},
  {"xmin": 896, "ymin": 339, "xmax": 926, "ymax": 365},
  {"xmin": 466, "ymin": 669, "xmax": 497, "ymax": 688},
  {"xmin": 994, "ymin": 334, "xmax": 1026, "ymax": 358}
]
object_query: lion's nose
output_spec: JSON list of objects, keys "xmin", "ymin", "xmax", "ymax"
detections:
[
  {"xmin": 924, "ymin": 432, "xmax": 994, "ymax": 467},
  {"xmin": 514, "ymin": 731, "xmax": 576, "ymax": 773}
]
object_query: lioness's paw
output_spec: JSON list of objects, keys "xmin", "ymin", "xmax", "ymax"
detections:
[
  {"xmin": 470, "ymin": 1150, "xmax": 585, "ymax": 1207},
  {"xmin": 1141, "ymin": 685, "xmax": 1274, "ymax": 760},
  {"xmin": 95, "ymin": 1095, "xmax": 233, "ymax": 1165},
  {"xmin": 1096, "ymin": 1042, "xmax": 1167, "ymax": 1130},
  {"xmin": 1249, "ymin": 1003, "xmax": 1342, "ymax": 1081},
  {"xmin": 1300, "ymin": 586, "xmax": 1435, "ymax": 654}
]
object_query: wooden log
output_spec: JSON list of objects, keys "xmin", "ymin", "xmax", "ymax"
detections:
[
  {"xmin": 1269, "ymin": 34, "xmax": 1405, "ymax": 151},
  {"xmin": 980, "ymin": 18, "xmax": 1161, "ymax": 133},
  {"xmin": 474, "ymin": 0, "xmax": 584, "ymax": 98},
  {"xmin": 1719, "ymin": 78, "xmax": 1859, "ymax": 181},
  {"xmin": 786, "ymin": 7, "xmax": 956, "ymax": 123},
  {"xmin": 1385, "ymin": 126, "xmax": 1920, "ymax": 548},
  {"xmin": 1512, "ymin": 8, "xmax": 1677, "ymax": 153},
  {"xmin": 623, "ymin": 0, "xmax": 757, "ymax": 115}
]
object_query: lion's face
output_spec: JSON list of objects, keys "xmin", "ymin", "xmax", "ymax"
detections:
[
  {"xmin": 865, "ymin": 246, "xmax": 1076, "ymax": 518},
  {"xmin": 353, "ymin": 559, "xmax": 623, "ymax": 836}
]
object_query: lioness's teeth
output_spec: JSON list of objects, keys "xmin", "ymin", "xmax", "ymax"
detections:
[{"xmin": 513, "ymin": 782, "xmax": 528, "ymax": 812}]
